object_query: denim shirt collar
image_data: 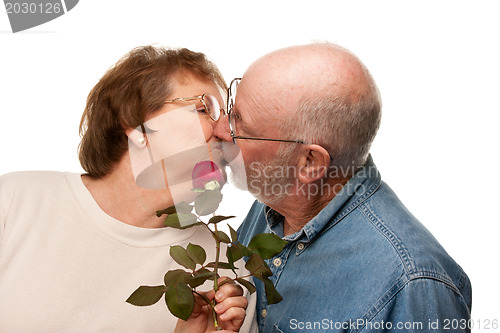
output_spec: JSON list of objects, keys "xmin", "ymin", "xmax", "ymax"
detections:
[{"xmin": 265, "ymin": 155, "xmax": 381, "ymax": 243}]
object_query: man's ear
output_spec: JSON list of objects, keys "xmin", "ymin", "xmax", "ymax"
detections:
[
  {"xmin": 124, "ymin": 127, "xmax": 147, "ymax": 149},
  {"xmin": 297, "ymin": 144, "xmax": 330, "ymax": 184}
]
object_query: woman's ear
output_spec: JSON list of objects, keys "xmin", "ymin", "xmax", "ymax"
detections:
[
  {"xmin": 124, "ymin": 127, "xmax": 147, "ymax": 149},
  {"xmin": 297, "ymin": 144, "xmax": 331, "ymax": 184}
]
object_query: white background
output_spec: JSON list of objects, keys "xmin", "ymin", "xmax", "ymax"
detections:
[{"xmin": 1, "ymin": 0, "xmax": 499, "ymax": 328}]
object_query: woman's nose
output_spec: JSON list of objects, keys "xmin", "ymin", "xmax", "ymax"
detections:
[{"xmin": 213, "ymin": 114, "xmax": 233, "ymax": 143}]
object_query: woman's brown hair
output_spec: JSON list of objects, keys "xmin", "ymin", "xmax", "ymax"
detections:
[{"xmin": 78, "ymin": 45, "xmax": 226, "ymax": 178}]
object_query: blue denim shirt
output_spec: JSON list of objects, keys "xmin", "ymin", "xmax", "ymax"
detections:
[{"xmin": 238, "ymin": 156, "xmax": 472, "ymax": 333}]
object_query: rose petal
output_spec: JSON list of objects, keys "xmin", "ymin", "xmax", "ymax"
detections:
[{"xmin": 192, "ymin": 161, "xmax": 226, "ymax": 189}]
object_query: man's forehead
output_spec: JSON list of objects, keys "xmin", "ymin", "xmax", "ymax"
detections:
[
  {"xmin": 240, "ymin": 69, "xmax": 305, "ymax": 120},
  {"xmin": 235, "ymin": 84, "xmax": 289, "ymax": 143},
  {"xmin": 237, "ymin": 77, "xmax": 282, "ymax": 117}
]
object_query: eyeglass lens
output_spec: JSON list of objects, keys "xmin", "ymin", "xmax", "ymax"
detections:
[{"xmin": 203, "ymin": 94, "xmax": 220, "ymax": 121}]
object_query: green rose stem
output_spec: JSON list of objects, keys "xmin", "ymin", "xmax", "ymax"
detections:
[
  {"xmin": 126, "ymin": 161, "xmax": 288, "ymax": 330},
  {"xmin": 213, "ymin": 222, "xmax": 221, "ymax": 329},
  {"xmin": 196, "ymin": 211, "xmax": 222, "ymax": 330},
  {"xmin": 210, "ymin": 221, "xmax": 222, "ymax": 330},
  {"xmin": 192, "ymin": 290, "xmax": 220, "ymax": 330}
]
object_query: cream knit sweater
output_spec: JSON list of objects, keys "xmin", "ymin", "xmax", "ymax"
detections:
[{"xmin": 0, "ymin": 171, "xmax": 256, "ymax": 332}]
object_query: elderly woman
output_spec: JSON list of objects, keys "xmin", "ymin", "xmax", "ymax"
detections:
[{"xmin": 0, "ymin": 46, "xmax": 256, "ymax": 332}]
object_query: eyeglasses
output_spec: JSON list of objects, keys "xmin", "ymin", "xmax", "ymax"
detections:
[
  {"xmin": 227, "ymin": 78, "xmax": 306, "ymax": 145},
  {"xmin": 164, "ymin": 93, "xmax": 222, "ymax": 121}
]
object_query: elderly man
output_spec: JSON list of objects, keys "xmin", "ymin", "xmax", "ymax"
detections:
[{"xmin": 214, "ymin": 43, "xmax": 471, "ymax": 332}]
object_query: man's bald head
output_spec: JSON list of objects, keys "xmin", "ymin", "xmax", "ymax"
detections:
[
  {"xmin": 244, "ymin": 43, "xmax": 368, "ymax": 101},
  {"xmin": 240, "ymin": 43, "xmax": 381, "ymax": 171}
]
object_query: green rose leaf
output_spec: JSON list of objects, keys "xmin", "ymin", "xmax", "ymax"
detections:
[
  {"xmin": 156, "ymin": 205, "xmax": 176, "ymax": 217},
  {"xmin": 165, "ymin": 282, "xmax": 195, "ymax": 321},
  {"xmin": 237, "ymin": 242, "xmax": 254, "ymax": 257},
  {"xmin": 164, "ymin": 213, "xmax": 200, "ymax": 229},
  {"xmin": 156, "ymin": 202, "xmax": 193, "ymax": 217},
  {"xmin": 228, "ymin": 225, "xmax": 238, "ymax": 243},
  {"xmin": 126, "ymin": 285, "xmax": 166, "ymax": 306},
  {"xmin": 208, "ymin": 215, "xmax": 236, "ymax": 224},
  {"xmin": 205, "ymin": 261, "xmax": 234, "ymax": 270},
  {"xmin": 236, "ymin": 278, "xmax": 257, "ymax": 294},
  {"xmin": 188, "ymin": 268, "xmax": 215, "ymax": 288},
  {"xmin": 226, "ymin": 245, "xmax": 242, "ymax": 275},
  {"xmin": 227, "ymin": 244, "xmax": 243, "ymax": 265},
  {"xmin": 215, "ymin": 231, "xmax": 231, "ymax": 244},
  {"xmin": 170, "ymin": 246, "xmax": 196, "ymax": 271},
  {"xmin": 248, "ymin": 233, "xmax": 288, "ymax": 259},
  {"xmin": 164, "ymin": 269, "xmax": 191, "ymax": 286},
  {"xmin": 245, "ymin": 254, "xmax": 272, "ymax": 280},
  {"xmin": 186, "ymin": 243, "xmax": 206, "ymax": 266},
  {"xmin": 262, "ymin": 276, "xmax": 283, "ymax": 304},
  {"xmin": 175, "ymin": 202, "xmax": 194, "ymax": 214},
  {"xmin": 194, "ymin": 190, "xmax": 223, "ymax": 216}
]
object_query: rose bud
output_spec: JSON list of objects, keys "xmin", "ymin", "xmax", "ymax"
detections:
[{"xmin": 192, "ymin": 161, "xmax": 226, "ymax": 190}]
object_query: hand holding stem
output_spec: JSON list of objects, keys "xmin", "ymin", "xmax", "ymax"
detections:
[{"xmin": 174, "ymin": 277, "xmax": 248, "ymax": 333}]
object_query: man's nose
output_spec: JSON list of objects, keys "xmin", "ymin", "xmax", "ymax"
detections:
[{"xmin": 214, "ymin": 114, "xmax": 233, "ymax": 142}]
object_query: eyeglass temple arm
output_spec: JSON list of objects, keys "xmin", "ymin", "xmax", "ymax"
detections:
[
  {"xmin": 164, "ymin": 95, "xmax": 203, "ymax": 103},
  {"xmin": 232, "ymin": 136, "xmax": 332, "ymax": 161},
  {"xmin": 232, "ymin": 135, "xmax": 305, "ymax": 144}
]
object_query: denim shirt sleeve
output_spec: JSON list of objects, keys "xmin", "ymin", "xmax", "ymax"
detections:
[{"xmin": 363, "ymin": 277, "xmax": 472, "ymax": 332}]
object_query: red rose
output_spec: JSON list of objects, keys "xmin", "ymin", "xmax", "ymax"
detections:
[{"xmin": 192, "ymin": 161, "xmax": 226, "ymax": 190}]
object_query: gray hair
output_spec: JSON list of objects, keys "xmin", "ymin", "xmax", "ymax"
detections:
[{"xmin": 281, "ymin": 64, "xmax": 382, "ymax": 175}]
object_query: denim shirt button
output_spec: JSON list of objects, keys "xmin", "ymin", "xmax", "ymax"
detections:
[
  {"xmin": 273, "ymin": 258, "xmax": 282, "ymax": 267},
  {"xmin": 297, "ymin": 243, "xmax": 305, "ymax": 250},
  {"xmin": 262, "ymin": 309, "xmax": 267, "ymax": 318}
]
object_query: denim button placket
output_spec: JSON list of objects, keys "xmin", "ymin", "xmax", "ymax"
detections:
[{"xmin": 273, "ymin": 258, "xmax": 282, "ymax": 267}]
